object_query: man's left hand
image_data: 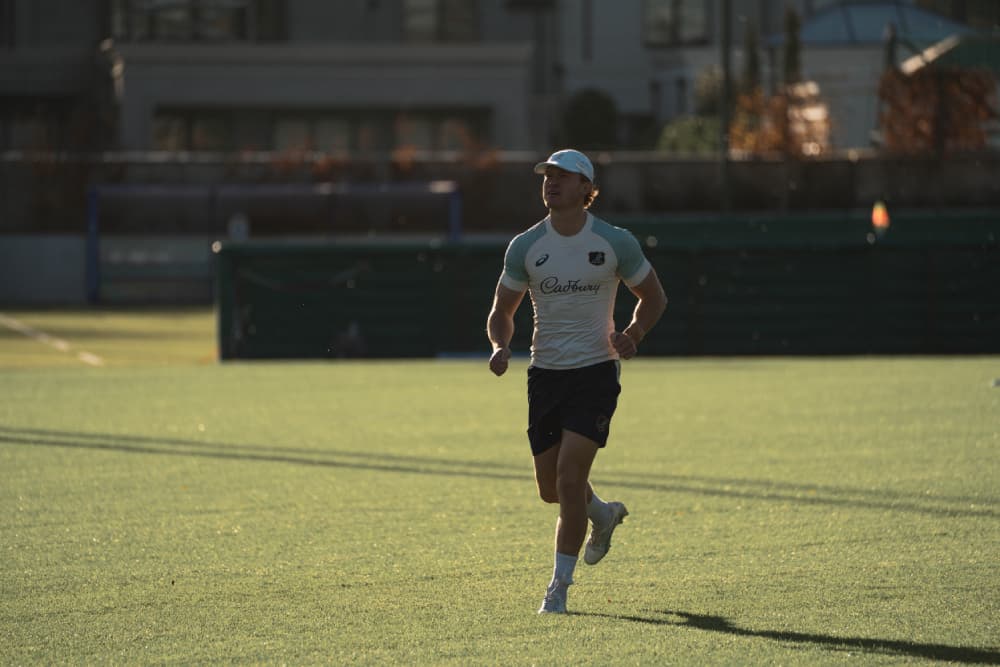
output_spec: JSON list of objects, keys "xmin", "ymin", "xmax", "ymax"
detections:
[{"xmin": 609, "ymin": 331, "xmax": 638, "ymax": 360}]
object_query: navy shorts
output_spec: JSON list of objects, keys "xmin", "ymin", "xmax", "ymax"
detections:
[{"xmin": 526, "ymin": 360, "xmax": 622, "ymax": 456}]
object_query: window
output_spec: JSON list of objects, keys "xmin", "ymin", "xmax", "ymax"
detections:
[
  {"xmin": 1, "ymin": 0, "xmax": 15, "ymax": 49},
  {"xmin": 189, "ymin": 114, "xmax": 230, "ymax": 150},
  {"xmin": 152, "ymin": 115, "xmax": 187, "ymax": 151},
  {"xmin": 153, "ymin": 110, "xmax": 231, "ymax": 150},
  {"xmin": 110, "ymin": 0, "xmax": 282, "ymax": 42},
  {"xmin": 395, "ymin": 115, "xmax": 435, "ymax": 150},
  {"xmin": 0, "ymin": 101, "xmax": 68, "ymax": 150},
  {"xmin": 403, "ymin": 0, "xmax": 479, "ymax": 42},
  {"xmin": 314, "ymin": 119, "xmax": 351, "ymax": 154},
  {"xmin": 438, "ymin": 118, "xmax": 475, "ymax": 151},
  {"xmin": 644, "ymin": 0, "xmax": 709, "ymax": 47},
  {"xmin": 9, "ymin": 113, "xmax": 56, "ymax": 149},
  {"xmin": 274, "ymin": 117, "xmax": 312, "ymax": 151},
  {"xmin": 152, "ymin": 109, "xmax": 490, "ymax": 153},
  {"xmin": 404, "ymin": 0, "xmax": 437, "ymax": 41}
]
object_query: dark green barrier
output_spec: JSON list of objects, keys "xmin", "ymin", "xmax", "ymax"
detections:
[
  {"xmin": 216, "ymin": 211, "xmax": 1000, "ymax": 359},
  {"xmin": 215, "ymin": 241, "xmax": 532, "ymax": 359}
]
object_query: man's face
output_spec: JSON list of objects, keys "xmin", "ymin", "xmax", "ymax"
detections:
[{"xmin": 542, "ymin": 166, "xmax": 591, "ymax": 211}]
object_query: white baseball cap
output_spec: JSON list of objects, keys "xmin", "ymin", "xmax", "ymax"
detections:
[{"xmin": 533, "ymin": 149, "xmax": 595, "ymax": 183}]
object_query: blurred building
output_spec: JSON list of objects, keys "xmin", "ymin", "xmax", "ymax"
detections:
[{"xmin": 0, "ymin": 0, "xmax": 994, "ymax": 154}]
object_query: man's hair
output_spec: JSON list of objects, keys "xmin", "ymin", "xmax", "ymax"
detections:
[{"xmin": 584, "ymin": 183, "xmax": 599, "ymax": 209}]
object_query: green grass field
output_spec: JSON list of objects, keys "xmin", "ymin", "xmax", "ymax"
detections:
[{"xmin": 1, "ymin": 309, "xmax": 998, "ymax": 665}]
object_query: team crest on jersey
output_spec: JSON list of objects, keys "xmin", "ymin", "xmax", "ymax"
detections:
[{"xmin": 588, "ymin": 251, "xmax": 605, "ymax": 266}]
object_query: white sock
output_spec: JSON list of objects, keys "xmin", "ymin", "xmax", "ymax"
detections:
[
  {"xmin": 587, "ymin": 489, "xmax": 611, "ymax": 525},
  {"xmin": 550, "ymin": 551, "xmax": 577, "ymax": 587}
]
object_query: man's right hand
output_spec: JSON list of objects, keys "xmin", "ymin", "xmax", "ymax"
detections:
[{"xmin": 489, "ymin": 346, "xmax": 512, "ymax": 376}]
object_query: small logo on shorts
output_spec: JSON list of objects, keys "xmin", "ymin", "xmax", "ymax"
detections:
[
  {"xmin": 589, "ymin": 251, "xmax": 605, "ymax": 266},
  {"xmin": 596, "ymin": 415, "xmax": 610, "ymax": 433},
  {"xmin": 535, "ymin": 253, "xmax": 550, "ymax": 267}
]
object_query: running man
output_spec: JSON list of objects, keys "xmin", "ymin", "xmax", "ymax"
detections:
[{"xmin": 486, "ymin": 149, "xmax": 667, "ymax": 614}]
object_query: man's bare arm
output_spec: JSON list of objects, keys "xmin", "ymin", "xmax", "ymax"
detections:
[
  {"xmin": 610, "ymin": 268, "xmax": 667, "ymax": 359},
  {"xmin": 487, "ymin": 281, "xmax": 526, "ymax": 376}
]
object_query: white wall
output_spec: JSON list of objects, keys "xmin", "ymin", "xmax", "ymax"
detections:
[
  {"xmin": 803, "ymin": 46, "xmax": 885, "ymax": 149},
  {"xmin": 554, "ymin": 1, "xmax": 886, "ymax": 149},
  {"xmin": 558, "ymin": 1, "xmax": 653, "ymax": 115},
  {"xmin": 116, "ymin": 43, "xmax": 535, "ymax": 150}
]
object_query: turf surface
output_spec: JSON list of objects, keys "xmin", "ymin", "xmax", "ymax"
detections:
[{"xmin": 1, "ymin": 309, "xmax": 998, "ymax": 665}]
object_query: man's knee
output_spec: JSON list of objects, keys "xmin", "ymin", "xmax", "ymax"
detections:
[
  {"xmin": 537, "ymin": 484, "xmax": 559, "ymax": 504},
  {"xmin": 555, "ymin": 473, "xmax": 587, "ymax": 503}
]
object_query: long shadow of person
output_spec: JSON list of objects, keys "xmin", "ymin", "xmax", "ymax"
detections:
[{"xmin": 575, "ymin": 610, "xmax": 1000, "ymax": 665}]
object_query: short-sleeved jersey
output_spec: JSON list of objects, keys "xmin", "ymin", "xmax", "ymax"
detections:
[{"xmin": 500, "ymin": 212, "xmax": 652, "ymax": 370}]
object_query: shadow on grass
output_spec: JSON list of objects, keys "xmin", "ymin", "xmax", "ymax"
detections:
[
  {"xmin": 0, "ymin": 425, "xmax": 995, "ymax": 519},
  {"xmin": 576, "ymin": 610, "xmax": 1000, "ymax": 664},
  {"xmin": 616, "ymin": 469, "xmax": 994, "ymax": 509},
  {"xmin": 0, "ymin": 425, "xmax": 529, "ymax": 482}
]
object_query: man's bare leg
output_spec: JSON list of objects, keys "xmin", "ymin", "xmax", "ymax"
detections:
[
  {"xmin": 554, "ymin": 431, "xmax": 599, "ymax": 555},
  {"xmin": 537, "ymin": 431, "xmax": 599, "ymax": 613}
]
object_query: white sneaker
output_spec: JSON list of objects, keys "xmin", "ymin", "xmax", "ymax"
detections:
[
  {"xmin": 584, "ymin": 501, "xmax": 629, "ymax": 565},
  {"xmin": 537, "ymin": 580, "xmax": 570, "ymax": 614}
]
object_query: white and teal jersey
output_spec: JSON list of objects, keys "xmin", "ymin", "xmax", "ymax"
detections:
[{"xmin": 500, "ymin": 212, "xmax": 652, "ymax": 369}]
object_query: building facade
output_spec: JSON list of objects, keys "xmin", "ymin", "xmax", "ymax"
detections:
[{"xmin": 0, "ymin": 0, "xmax": 992, "ymax": 154}]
